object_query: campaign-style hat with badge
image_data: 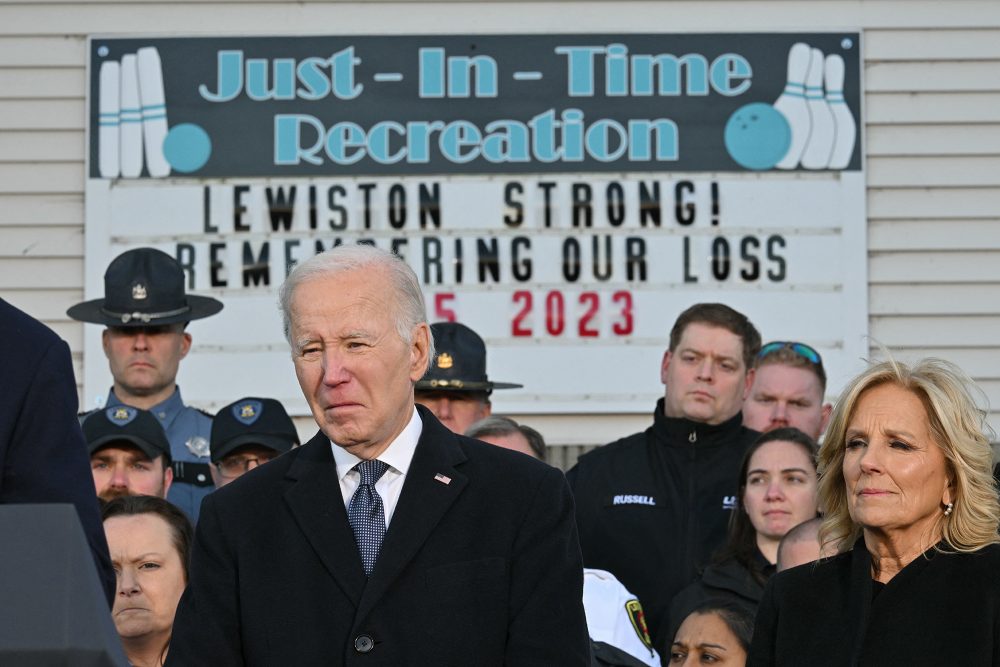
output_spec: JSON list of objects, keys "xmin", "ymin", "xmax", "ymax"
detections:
[
  {"xmin": 416, "ymin": 322, "xmax": 523, "ymax": 394},
  {"xmin": 67, "ymin": 247, "xmax": 223, "ymax": 327},
  {"xmin": 210, "ymin": 397, "xmax": 300, "ymax": 462},
  {"xmin": 83, "ymin": 405, "xmax": 173, "ymax": 464}
]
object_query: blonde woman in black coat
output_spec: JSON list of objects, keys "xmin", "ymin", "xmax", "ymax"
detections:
[{"xmin": 749, "ymin": 357, "xmax": 1000, "ymax": 666}]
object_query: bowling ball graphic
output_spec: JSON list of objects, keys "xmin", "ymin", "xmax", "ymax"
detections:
[
  {"xmin": 724, "ymin": 103, "xmax": 791, "ymax": 171},
  {"xmin": 163, "ymin": 123, "xmax": 212, "ymax": 173}
]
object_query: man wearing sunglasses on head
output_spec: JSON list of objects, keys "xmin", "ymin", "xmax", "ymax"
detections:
[
  {"xmin": 742, "ymin": 341, "xmax": 832, "ymax": 441},
  {"xmin": 210, "ymin": 397, "xmax": 299, "ymax": 488}
]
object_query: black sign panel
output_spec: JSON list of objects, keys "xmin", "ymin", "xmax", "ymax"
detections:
[{"xmin": 88, "ymin": 33, "xmax": 862, "ymax": 178}]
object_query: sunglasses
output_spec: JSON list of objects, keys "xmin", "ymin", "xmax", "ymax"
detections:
[{"xmin": 758, "ymin": 341, "xmax": 823, "ymax": 367}]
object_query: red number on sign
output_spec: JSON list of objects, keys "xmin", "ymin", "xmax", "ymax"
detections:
[
  {"xmin": 434, "ymin": 292, "xmax": 457, "ymax": 322},
  {"xmin": 612, "ymin": 290, "xmax": 634, "ymax": 335},
  {"xmin": 545, "ymin": 291, "xmax": 565, "ymax": 336},
  {"xmin": 512, "ymin": 290, "xmax": 533, "ymax": 337},
  {"xmin": 578, "ymin": 292, "xmax": 599, "ymax": 337}
]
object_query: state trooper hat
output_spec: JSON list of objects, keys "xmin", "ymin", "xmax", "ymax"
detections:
[
  {"xmin": 83, "ymin": 405, "xmax": 173, "ymax": 465},
  {"xmin": 416, "ymin": 322, "xmax": 523, "ymax": 394},
  {"xmin": 67, "ymin": 247, "xmax": 223, "ymax": 327},
  {"xmin": 210, "ymin": 397, "xmax": 299, "ymax": 462}
]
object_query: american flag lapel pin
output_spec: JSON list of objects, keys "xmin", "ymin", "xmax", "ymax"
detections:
[{"xmin": 434, "ymin": 473, "xmax": 452, "ymax": 485}]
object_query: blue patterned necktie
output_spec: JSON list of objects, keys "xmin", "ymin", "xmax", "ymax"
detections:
[{"xmin": 348, "ymin": 459, "xmax": 389, "ymax": 576}]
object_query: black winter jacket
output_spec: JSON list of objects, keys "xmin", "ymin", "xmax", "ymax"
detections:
[
  {"xmin": 567, "ymin": 400, "xmax": 759, "ymax": 657},
  {"xmin": 749, "ymin": 538, "xmax": 1000, "ymax": 666}
]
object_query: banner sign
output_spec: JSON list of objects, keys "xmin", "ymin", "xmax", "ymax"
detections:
[{"xmin": 84, "ymin": 33, "xmax": 867, "ymax": 416}]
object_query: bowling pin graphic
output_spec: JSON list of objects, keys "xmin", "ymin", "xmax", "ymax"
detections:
[
  {"xmin": 800, "ymin": 48, "xmax": 836, "ymax": 169},
  {"xmin": 119, "ymin": 54, "xmax": 144, "ymax": 178},
  {"xmin": 825, "ymin": 54, "xmax": 857, "ymax": 169},
  {"xmin": 137, "ymin": 47, "xmax": 170, "ymax": 177},
  {"xmin": 774, "ymin": 43, "xmax": 813, "ymax": 170},
  {"xmin": 98, "ymin": 60, "xmax": 120, "ymax": 178}
]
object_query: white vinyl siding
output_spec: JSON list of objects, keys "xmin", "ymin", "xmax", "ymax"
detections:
[{"xmin": 2, "ymin": 1, "xmax": 999, "ymax": 456}]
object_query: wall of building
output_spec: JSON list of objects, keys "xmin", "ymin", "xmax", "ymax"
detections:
[{"xmin": 2, "ymin": 1, "xmax": 998, "ymax": 461}]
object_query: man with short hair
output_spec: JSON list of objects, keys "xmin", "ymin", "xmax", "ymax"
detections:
[
  {"xmin": 69, "ymin": 247, "xmax": 223, "ymax": 522},
  {"xmin": 466, "ymin": 415, "xmax": 546, "ymax": 461},
  {"xmin": 209, "ymin": 397, "xmax": 299, "ymax": 488},
  {"xmin": 776, "ymin": 516, "xmax": 829, "ymax": 572},
  {"xmin": 84, "ymin": 405, "xmax": 173, "ymax": 501},
  {"xmin": 415, "ymin": 322, "xmax": 522, "ymax": 435},
  {"xmin": 168, "ymin": 245, "xmax": 589, "ymax": 666},
  {"xmin": 742, "ymin": 341, "xmax": 832, "ymax": 440},
  {"xmin": 568, "ymin": 303, "xmax": 762, "ymax": 655}
]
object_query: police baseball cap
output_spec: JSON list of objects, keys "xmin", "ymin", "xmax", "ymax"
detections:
[
  {"xmin": 211, "ymin": 397, "xmax": 299, "ymax": 462},
  {"xmin": 416, "ymin": 322, "xmax": 523, "ymax": 394},
  {"xmin": 67, "ymin": 247, "xmax": 223, "ymax": 327},
  {"xmin": 83, "ymin": 405, "xmax": 172, "ymax": 465}
]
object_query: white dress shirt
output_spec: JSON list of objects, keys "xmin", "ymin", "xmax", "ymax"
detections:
[{"xmin": 330, "ymin": 408, "xmax": 422, "ymax": 527}]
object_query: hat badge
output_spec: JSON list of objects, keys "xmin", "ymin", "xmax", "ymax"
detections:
[
  {"xmin": 107, "ymin": 405, "xmax": 137, "ymax": 425},
  {"xmin": 131, "ymin": 283, "xmax": 148, "ymax": 300},
  {"xmin": 437, "ymin": 353, "xmax": 454, "ymax": 369},
  {"xmin": 232, "ymin": 400, "xmax": 264, "ymax": 426}
]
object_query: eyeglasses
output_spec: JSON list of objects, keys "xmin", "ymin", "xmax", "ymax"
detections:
[
  {"xmin": 215, "ymin": 455, "xmax": 274, "ymax": 478},
  {"xmin": 758, "ymin": 341, "xmax": 823, "ymax": 367}
]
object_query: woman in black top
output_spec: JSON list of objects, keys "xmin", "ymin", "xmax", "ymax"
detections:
[
  {"xmin": 667, "ymin": 428, "xmax": 819, "ymax": 641},
  {"xmin": 749, "ymin": 357, "xmax": 1000, "ymax": 666}
]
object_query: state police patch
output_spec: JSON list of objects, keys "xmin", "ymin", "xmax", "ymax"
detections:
[
  {"xmin": 106, "ymin": 405, "xmax": 137, "ymax": 426},
  {"xmin": 233, "ymin": 400, "xmax": 263, "ymax": 425}
]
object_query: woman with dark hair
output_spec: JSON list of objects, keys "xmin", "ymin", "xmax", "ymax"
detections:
[
  {"xmin": 670, "ymin": 599, "xmax": 754, "ymax": 666},
  {"xmin": 103, "ymin": 496, "xmax": 193, "ymax": 667},
  {"xmin": 665, "ymin": 428, "xmax": 819, "ymax": 642}
]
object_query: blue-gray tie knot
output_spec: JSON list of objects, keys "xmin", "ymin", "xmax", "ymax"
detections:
[{"xmin": 355, "ymin": 459, "xmax": 389, "ymax": 487}]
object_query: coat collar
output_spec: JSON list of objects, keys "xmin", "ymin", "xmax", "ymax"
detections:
[{"xmin": 281, "ymin": 405, "xmax": 469, "ymax": 615}]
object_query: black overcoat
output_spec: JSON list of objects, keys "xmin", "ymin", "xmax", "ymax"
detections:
[
  {"xmin": 749, "ymin": 537, "xmax": 1000, "ymax": 666},
  {"xmin": 166, "ymin": 405, "xmax": 590, "ymax": 666},
  {"xmin": 0, "ymin": 297, "xmax": 114, "ymax": 603}
]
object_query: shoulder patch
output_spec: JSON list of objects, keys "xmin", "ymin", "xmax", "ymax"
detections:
[{"xmin": 625, "ymin": 599, "xmax": 653, "ymax": 649}]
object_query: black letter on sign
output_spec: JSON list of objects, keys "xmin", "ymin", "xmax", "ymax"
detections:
[
  {"xmin": 711, "ymin": 237, "xmax": 731, "ymax": 280},
  {"xmin": 639, "ymin": 181, "xmax": 661, "ymax": 227},
  {"xmin": 233, "ymin": 185, "xmax": 250, "ymax": 232},
  {"xmin": 539, "ymin": 181, "xmax": 557, "ymax": 228},
  {"xmin": 683, "ymin": 237, "xmax": 698, "ymax": 283},
  {"xmin": 243, "ymin": 241, "xmax": 270, "ymax": 287},
  {"xmin": 266, "ymin": 186, "xmax": 296, "ymax": 231},
  {"xmin": 419, "ymin": 183, "xmax": 441, "ymax": 229},
  {"xmin": 740, "ymin": 236, "xmax": 760, "ymax": 281},
  {"xmin": 572, "ymin": 183, "xmax": 593, "ymax": 228},
  {"xmin": 388, "ymin": 184, "xmax": 407, "ymax": 229},
  {"xmin": 477, "ymin": 238, "xmax": 500, "ymax": 283},
  {"xmin": 563, "ymin": 238, "xmax": 581, "ymax": 282},
  {"xmin": 328, "ymin": 186, "xmax": 347, "ymax": 230},
  {"xmin": 767, "ymin": 235, "xmax": 787, "ymax": 282},
  {"xmin": 625, "ymin": 237, "xmax": 647, "ymax": 281},
  {"xmin": 423, "ymin": 237, "xmax": 442, "ymax": 285},
  {"xmin": 675, "ymin": 181, "xmax": 695, "ymax": 226},
  {"xmin": 512, "ymin": 236, "xmax": 532, "ymax": 282},
  {"xmin": 203, "ymin": 187, "xmax": 217, "ymax": 233},
  {"xmin": 606, "ymin": 182, "xmax": 625, "ymax": 227},
  {"xmin": 593, "ymin": 235, "xmax": 612, "ymax": 281},
  {"xmin": 209, "ymin": 242, "xmax": 227, "ymax": 287},
  {"xmin": 504, "ymin": 182, "xmax": 524, "ymax": 227},
  {"xmin": 358, "ymin": 183, "xmax": 376, "ymax": 229}
]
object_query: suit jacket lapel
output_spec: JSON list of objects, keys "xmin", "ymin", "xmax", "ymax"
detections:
[
  {"xmin": 357, "ymin": 407, "xmax": 468, "ymax": 620},
  {"xmin": 284, "ymin": 431, "xmax": 366, "ymax": 606}
]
